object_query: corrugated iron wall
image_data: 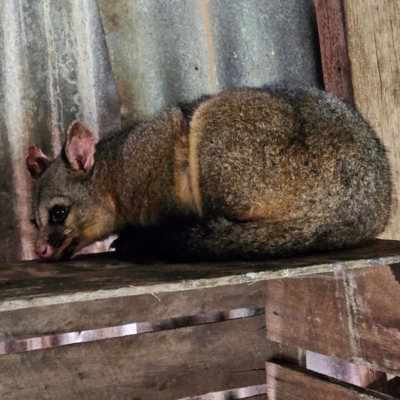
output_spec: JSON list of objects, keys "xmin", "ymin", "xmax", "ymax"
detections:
[{"xmin": 0, "ymin": 0, "xmax": 321, "ymax": 261}]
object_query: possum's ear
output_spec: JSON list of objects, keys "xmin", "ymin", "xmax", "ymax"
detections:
[
  {"xmin": 26, "ymin": 146, "xmax": 51, "ymax": 179},
  {"xmin": 65, "ymin": 121, "xmax": 96, "ymax": 173}
]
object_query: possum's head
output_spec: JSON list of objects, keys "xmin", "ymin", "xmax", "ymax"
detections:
[{"xmin": 26, "ymin": 121, "xmax": 116, "ymax": 262}]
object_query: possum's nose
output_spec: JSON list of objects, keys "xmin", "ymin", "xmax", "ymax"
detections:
[{"xmin": 34, "ymin": 244, "xmax": 53, "ymax": 261}]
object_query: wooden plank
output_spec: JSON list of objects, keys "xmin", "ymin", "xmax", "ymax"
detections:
[
  {"xmin": 313, "ymin": 1, "xmax": 387, "ymax": 389},
  {"xmin": 266, "ymin": 263, "xmax": 400, "ymax": 375},
  {"xmin": 266, "ymin": 361, "xmax": 395, "ymax": 400},
  {"xmin": 1, "ymin": 240, "xmax": 400, "ymax": 341},
  {"xmin": 1, "ymin": 306, "xmax": 265, "ymax": 354},
  {"xmin": 314, "ymin": 0, "xmax": 354, "ymax": 103},
  {"xmin": 0, "ymin": 314, "xmax": 274, "ymax": 400},
  {"xmin": 1, "ymin": 240, "xmax": 399, "ymax": 310},
  {"xmin": 243, "ymin": 397, "xmax": 264, "ymax": 400},
  {"xmin": 0, "ymin": 281, "xmax": 265, "ymax": 342},
  {"xmin": 343, "ymin": 0, "xmax": 400, "ymax": 240}
]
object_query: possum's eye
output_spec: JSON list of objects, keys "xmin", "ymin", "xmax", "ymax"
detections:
[
  {"xmin": 50, "ymin": 206, "xmax": 69, "ymax": 224},
  {"xmin": 30, "ymin": 218, "xmax": 38, "ymax": 230}
]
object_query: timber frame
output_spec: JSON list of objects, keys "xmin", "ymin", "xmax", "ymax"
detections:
[{"xmin": 1, "ymin": 240, "xmax": 400, "ymax": 398}]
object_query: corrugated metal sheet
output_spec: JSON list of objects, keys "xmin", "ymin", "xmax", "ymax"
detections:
[
  {"xmin": 0, "ymin": 0, "xmax": 321, "ymax": 261},
  {"xmin": 0, "ymin": 0, "xmax": 120, "ymax": 260},
  {"xmin": 98, "ymin": 0, "xmax": 321, "ymax": 125}
]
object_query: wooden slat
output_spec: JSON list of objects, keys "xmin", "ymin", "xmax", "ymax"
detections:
[
  {"xmin": 243, "ymin": 397, "xmax": 264, "ymax": 400},
  {"xmin": 0, "ymin": 282, "xmax": 265, "ymax": 342},
  {"xmin": 314, "ymin": 0, "xmax": 354, "ymax": 103},
  {"xmin": 1, "ymin": 240, "xmax": 400, "ymax": 341},
  {"xmin": 242, "ymin": 397, "xmax": 264, "ymax": 400},
  {"xmin": 266, "ymin": 263, "xmax": 400, "ymax": 375},
  {"xmin": 266, "ymin": 361, "xmax": 395, "ymax": 400},
  {"xmin": 0, "ymin": 314, "xmax": 273, "ymax": 400},
  {"xmin": 2, "ymin": 240, "xmax": 400, "ymax": 307},
  {"xmin": 312, "ymin": 0, "xmax": 388, "ymax": 389},
  {"xmin": 343, "ymin": 0, "xmax": 400, "ymax": 240}
]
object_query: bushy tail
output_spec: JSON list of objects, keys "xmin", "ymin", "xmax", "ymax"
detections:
[
  {"xmin": 113, "ymin": 216, "xmax": 377, "ymax": 263},
  {"xmin": 158, "ymin": 216, "xmax": 375, "ymax": 262}
]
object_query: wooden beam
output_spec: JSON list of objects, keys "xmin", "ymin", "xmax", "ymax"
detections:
[
  {"xmin": 0, "ymin": 315, "xmax": 273, "ymax": 400},
  {"xmin": 1, "ymin": 240, "xmax": 400, "ymax": 341},
  {"xmin": 0, "ymin": 282, "xmax": 265, "ymax": 343},
  {"xmin": 343, "ymin": 0, "xmax": 400, "ymax": 241},
  {"xmin": 314, "ymin": 0, "xmax": 354, "ymax": 103},
  {"xmin": 266, "ymin": 361, "xmax": 395, "ymax": 400},
  {"xmin": 266, "ymin": 263, "xmax": 400, "ymax": 375},
  {"xmin": 312, "ymin": 2, "xmax": 390, "ymax": 386}
]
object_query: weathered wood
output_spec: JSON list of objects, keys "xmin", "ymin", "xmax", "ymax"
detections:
[
  {"xmin": 266, "ymin": 263, "xmax": 400, "ymax": 375},
  {"xmin": 281, "ymin": 343, "xmax": 307, "ymax": 367},
  {"xmin": 314, "ymin": 0, "xmax": 354, "ymax": 103},
  {"xmin": 242, "ymin": 397, "xmax": 265, "ymax": 400},
  {"xmin": 241, "ymin": 397, "xmax": 264, "ymax": 400},
  {"xmin": 266, "ymin": 361, "xmax": 395, "ymax": 400},
  {"xmin": 1, "ymin": 240, "xmax": 400, "ymax": 341},
  {"xmin": 1, "ymin": 306, "xmax": 264, "ymax": 354},
  {"xmin": 311, "ymin": 1, "xmax": 389, "ymax": 389},
  {"xmin": 343, "ymin": 0, "xmax": 400, "ymax": 240},
  {"xmin": 1, "ymin": 240, "xmax": 399, "ymax": 309},
  {"xmin": 0, "ymin": 314, "xmax": 274, "ymax": 400},
  {"xmin": 0, "ymin": 282, "xmax": 265, "ymax": 342}
]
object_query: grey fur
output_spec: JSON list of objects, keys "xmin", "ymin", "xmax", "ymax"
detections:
[{"xmin": 28, "ymin": 85, "xmax": 392, "ymax": 262}]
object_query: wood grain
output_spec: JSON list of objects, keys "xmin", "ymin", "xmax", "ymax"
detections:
[
  {"xmin": 243, "ymin": 397, "xmax": 265, "ymax": 400},
  {"xmin": 1, "ymin": 240, "xmax": 400, "ymax": 341},
  {"xmin": 0, "ymin": 315, "xmax": 274, "ymax": 400},
  {"xmin": 0, "ymin": 282, "xmax": 265, "ymax": 342},
  {"xmin": 312, "ymin": 0, "xmax": 392, "ymax": 389},
  {"xmin": 343, "ymin": 0, "xmax": 400, "ymax": 239},
  {"xmin": 314, "ymin": 0, "xmax": 354, "ymax": 103},
  {"xmin": 1, "ymin": 240, "xmax": 400, "ymax": 310},
  {"xmin": 266, "ymin": 361, "xmax": 395, "ymax": 400},
  {"xmin": 266, "ymin": 263, "xmax": 400, "ymax": 375}
]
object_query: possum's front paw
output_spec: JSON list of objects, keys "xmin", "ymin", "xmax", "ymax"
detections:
[
  {"xmin": 109, "ymin": 234, "xmax": 131, "ymax": 254},
  {"xmin": 109, "ymin": 227, "xmax": 163, "ymax": 264}
]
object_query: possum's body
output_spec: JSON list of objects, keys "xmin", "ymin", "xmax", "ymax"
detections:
[{"xmin": 26, "ymin": 85, "xmax": 392, "ymax": 262}]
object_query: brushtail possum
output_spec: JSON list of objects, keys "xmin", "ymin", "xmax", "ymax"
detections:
[{"xmin": 26, "ymin": 85, "xmax": 392, "ymax": 262}]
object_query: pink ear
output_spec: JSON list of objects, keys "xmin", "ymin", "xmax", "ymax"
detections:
[
  {"xmin": 26, "ymin": 146, "xmax": 51, "ymax": 179},
  {"xmin": 64, "ymin": 121, "xmax": 96, "ymax": 172}
]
